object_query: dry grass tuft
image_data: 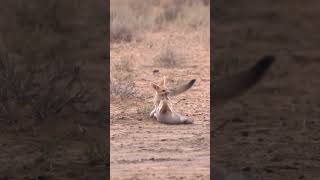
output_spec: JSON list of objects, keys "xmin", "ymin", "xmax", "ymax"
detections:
[
  {"xmin": 0, "ymin": 54, "xmax": 93, "ymax": 123},
  {"xmin": 0, "ymin": 0, "xmax": 107, "ymax": 125},
  {"xmin": 110, "ymin": 22, "xmax": 133, "ymax": 43},
  {"xmin": 110, "ymin": 58, "xmax": 136, "ymax": 98},
  {"xmin": 110, "ymin": 0, "xmax": 209, "ymax": 43},
  {"xmin": 153, "ymin": 45, "xmax": 182, "ymax": 68},
  {"xmin": 112, "ymin": 57, "xmax": 133, "ymax": 73},
  {"xmin": 110, "ymin": 79, "xmax": 136, "ymax": 99},
  {"xmin": 136, "ymin": 105, "xmax": 152, "ymax": 115},
  {"xmin": 110, "ymin": 1, "xmax": 155, "ymax": 43}
]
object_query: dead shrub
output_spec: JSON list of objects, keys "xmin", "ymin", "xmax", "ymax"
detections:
[
  {"xmin": 110, "ymin": 1, "xmax": 153, "ymax": 43},
  {"xmin": 153, "ymin": 45, "xmax": 182, "ymax": 68},
  {"xmin": 154, "ymin": 1, "xmax": 182, "ymax": 26},
  {"xmin": 0, "ymin": 52, "xmax": 93, "ymax": 123},
  {"xmin": 112, "ymin": 57, "xmax": 133, "ymax": 73},
  {"xmin": 136, "ymin": 105, "xmax": 152, "ymax": 115},
  {"xmin": 153, "ymin": 0, "xmax": 209, "ymax": 29},
  {"xmin": 110, "ymin": 0, "xmax": 209, "ymax": 39},
  {"xmin": 161, "ymin": 5, "xmax": 181, "ymax": 23},
  {"xmin": 110, "ymin": 79, "xmax": 136, "ymax": 99},
  {"xmin": 176, "ymin": 2, "xmax": 210, "ymax": 30},
  {"xmin": 110, "ymin": 22, "xmax": 133, "ymax": 43},
  {"xmin": 0, "ymin": 0, "xmax": 107, "ymax": 124},
  {"xmin": 110, "ymin": 58, "xmax": 136, "ymax": 99},
  {"xmin": 110, "ymin": 4, "xmax": 135, "ymax": 43}
]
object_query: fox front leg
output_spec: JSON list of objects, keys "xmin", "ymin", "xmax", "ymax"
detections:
[{"xmin": 149, "ymin": 105, "xmax": 157, "ymax": 118}]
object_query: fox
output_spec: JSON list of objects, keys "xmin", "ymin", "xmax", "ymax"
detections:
[
  {"xmin": 150, "ymin": 76, "xmax": 196, "ymax": 124},
  {"xmin": 149, "ymin": 55, "xmax": 275, "ymax": 125}
]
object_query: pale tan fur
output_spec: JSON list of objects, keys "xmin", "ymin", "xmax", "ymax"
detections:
[
  {"xmin": 149, "ymin": 55, "xmax": 275, "ymax": 125},
  {"xmin": 150, "ymin": 76, "xmax": 195, "ymax": 124}
]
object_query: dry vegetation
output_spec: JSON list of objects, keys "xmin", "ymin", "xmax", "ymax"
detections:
[
  {"xmin": 0, "ymin": 0, "xmax": 106, "ymax": 125},
  {"xmin": 0, "ymin": 0, "xmax": 107, "ymax": 179},
  {"xmin": 110, "ymin": 0, "xmax": 210, "ymax": 43},
  {"xmin": 110, "ymin": 0, "xmax": 209, "ymax": 98},
  {"xmin": 110, "ymin": 57, "xmax": 137, "ymax": 99},
  {"xmin": 153, "ymin": 44, "xmax": 182, "ymax": 68},
  {"xmin": 111, "ymin": 0, "xmax": 210, "ymax": 179}
]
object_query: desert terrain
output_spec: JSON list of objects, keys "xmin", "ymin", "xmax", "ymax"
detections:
[
  {"xmin": 110, "ymin": 1, "xmax": 210, "ymax": 179},
  {"xmin": 213, "ymin": 0, "xmax": 320, "ymax": 179}
]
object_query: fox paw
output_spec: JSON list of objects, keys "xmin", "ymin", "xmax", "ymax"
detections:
[
  {"xmin": 149, "ymin": 112, "xmax": 155, "ymax": 118},
  {"xmin": 182, "ymin": 117, "xmax": 193, "ymax": 124}
]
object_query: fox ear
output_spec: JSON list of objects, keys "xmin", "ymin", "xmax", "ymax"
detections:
[
  {"xmin": 159, "ymin": 76, "xmax": 166, "ymax": 87},
  {"xmin": 151, "ymin": 83, "xmax": 160, "ymax": 91},
  {"xmin": 159, "ymin": 79, "xmax": 164, "ymax": 87}
]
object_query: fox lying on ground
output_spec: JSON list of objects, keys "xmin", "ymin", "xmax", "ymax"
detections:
[
  {"xmin": 149, "ymin": 55, "xmax": 276, "ymax": 180},
  {"xmin": 150, "ymin": 76, "xmax": 196, "ymax": 124},
  {"xmin": 149, "ymin": 55, "xmax": 275, "ymax": 125}
]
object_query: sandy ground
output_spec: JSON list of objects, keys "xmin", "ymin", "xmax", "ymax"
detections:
[
  {"xmin": 213, "ymin": 0, "xmax": 320, "ymax": 179},
  {"xmin": 110, "ymin": 30, "xmax": 210, "ymax": 179}
]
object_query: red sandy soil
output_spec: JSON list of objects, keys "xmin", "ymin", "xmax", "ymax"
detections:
[{"xmin": 110, "ymin": 29, "xmax": 210, "ymax": 179}]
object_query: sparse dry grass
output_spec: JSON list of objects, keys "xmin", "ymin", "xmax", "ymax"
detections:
[
  {"xmin": 153, "ymin": 45, "xmax": 182, "ymax": 68},
  {"xmin": 110, "ymin": 79, "xmax": 136, "ymax": 99},
  {"xmin": 0, "ymin": 48, "xmax": 93, "ymax": 124},
  {"xmin": 0, "ymin": 0, "xmax": 107, "ymax": 179},
  {"xmin": 110, "ymin": 58, "xmax": 136, "ymax": 99},
  {"xmin": 0, "ymin": 0, "xmax": 106, "ymax": 125},
  {"xmin": 112, "ymin": 57, "xmax": 134, "ymax": 73},
  {"xmin": 110, "ymin": 1, "xmax": 210, "ymax": 179},
  {"xmin": 110, "ymin": 22, "xmax": 133, "ymax": 43},
  {"xmin": 110, "ymin": 0, "xmax": 210, "ymax": 43},
  {"xmin": 172, "ymin": 2, "xmax": 210, "ymax": 30},
  {"xmin": 136, "ymin": 104, "xmax": 152, "ymax": 115},
  {"xmin": 110, "ymin": 1, "xmax": 155, "ymax": 43}
]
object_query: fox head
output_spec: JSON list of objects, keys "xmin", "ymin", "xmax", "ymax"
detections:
[
  {"xmin": 151, "ymin": 76, "xmax": 170, "ymax": 100},
  {"xmin": 151, "ymin": 76, "xmax": 196, "ymax": 99}
]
